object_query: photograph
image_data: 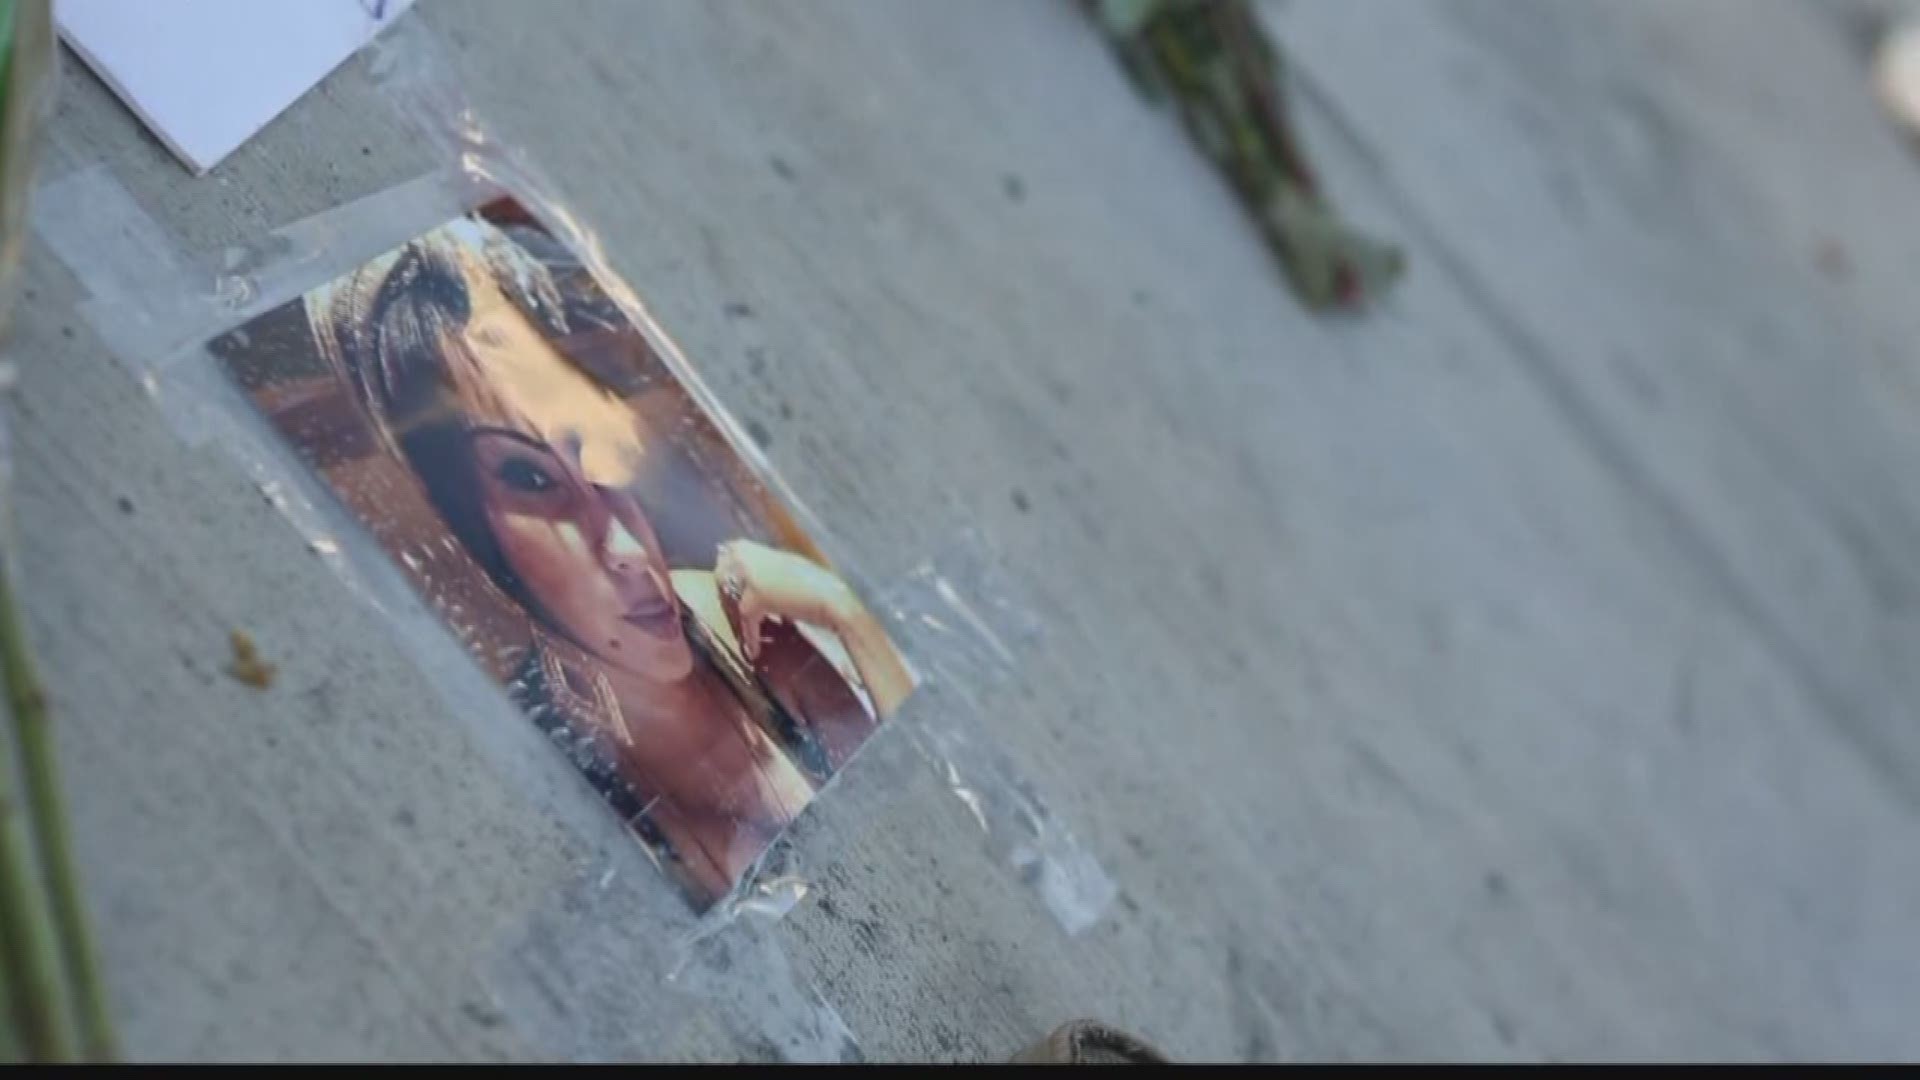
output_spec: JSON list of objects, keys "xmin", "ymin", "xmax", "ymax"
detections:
[{"xmin": 209, "ymin": 196, "xmax": 915, "ymax": 911}]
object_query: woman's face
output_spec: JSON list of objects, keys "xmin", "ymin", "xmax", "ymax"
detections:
[{"xmin": 447, "ymin": 272, "xmax": 694, "ymax": 683}]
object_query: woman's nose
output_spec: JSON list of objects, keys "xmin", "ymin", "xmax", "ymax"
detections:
[{"xmin": 600, "ymin": 513, "xmax": 648, "ymax": 572}]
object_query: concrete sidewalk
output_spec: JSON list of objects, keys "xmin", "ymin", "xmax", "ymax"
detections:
[{"xmin": 12, "ymin": 0, "xmax": 1920, "ymax": 1060}]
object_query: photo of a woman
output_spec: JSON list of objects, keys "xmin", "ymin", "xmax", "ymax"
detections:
[{"xmin": 213, "ymin": 201, "xmax": 913, "ymax": 910}]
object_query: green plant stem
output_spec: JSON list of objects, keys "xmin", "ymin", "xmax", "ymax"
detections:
[
  {"xmin": 0, "ymin": 560, "xmax": 111, "ymax": 1061},
  {"xmin": 0, "ymin": 573, "xmax": 74, "ymax": 1061},
  {"xmin": 0, "ymin": 913, "xmax": 21, "ymax": 1061}
]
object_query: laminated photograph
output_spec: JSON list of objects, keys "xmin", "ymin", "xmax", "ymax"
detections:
[{"xmin": 210, "ymin": 196, "xmax": 915, "ymax": 910}]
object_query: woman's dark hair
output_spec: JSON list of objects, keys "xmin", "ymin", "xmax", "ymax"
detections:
[{"xmin": 316, "ymin": 234, "xmax": 540, "ymax": 615}]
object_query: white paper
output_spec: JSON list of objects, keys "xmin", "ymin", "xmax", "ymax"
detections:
[{"xmin": 56, "ymin": 0, "xmax": 415, "ymax": 175}]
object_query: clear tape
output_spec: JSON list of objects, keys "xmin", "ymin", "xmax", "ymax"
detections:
[
  {"xmin": 879, "ymin": 553, "xmax": 1116, "ymax": 934},
  {"xmin": 491, "ymin": 851, "xmax": 859, "ymax": 1062},
  {"xmin": 34, "ymin": 11, "xmax": 1111, "ymax": 1060}
]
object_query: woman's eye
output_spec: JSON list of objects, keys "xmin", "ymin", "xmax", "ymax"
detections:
[{"xmin": 497, "ymin": 457, "xmax": 558, "ymax": 494}]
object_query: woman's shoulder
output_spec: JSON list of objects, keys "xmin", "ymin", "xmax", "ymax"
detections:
[{"xmin": 672, "ymin": 568, "xmax": 718, "ymax": 593}]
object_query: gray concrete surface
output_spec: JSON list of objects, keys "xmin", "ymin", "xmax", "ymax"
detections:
[{"xmin": 11, "ymin": 0, "xmax": 1920, "ymax": 1061}]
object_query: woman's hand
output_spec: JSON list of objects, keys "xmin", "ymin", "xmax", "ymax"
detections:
[
  {"xmin": 715, "ymin": 539, "xmax": 915, "ymax": 715},
  {"xmin": 714, "ymin": 540, "xmax": 857, "ymax": 660}
]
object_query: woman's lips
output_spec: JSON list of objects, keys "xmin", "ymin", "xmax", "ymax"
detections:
[{"xmin": 622, "ymin": 597, "xmax": 678, "ymax": 634}]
